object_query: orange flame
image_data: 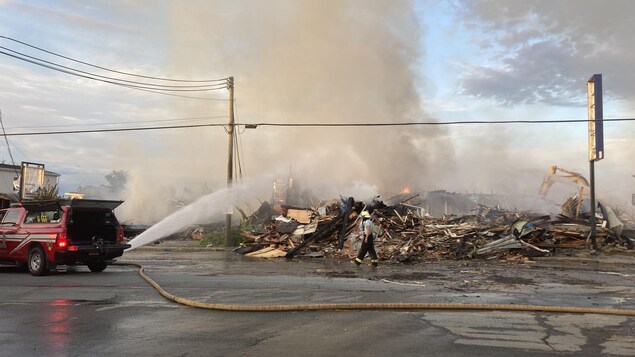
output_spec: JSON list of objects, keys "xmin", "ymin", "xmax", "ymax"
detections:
[{"xmin": 401, "ymin": 187, "xmax": 411, "ymax": 194}]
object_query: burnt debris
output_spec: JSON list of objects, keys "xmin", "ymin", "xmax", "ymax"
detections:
[{"xmin": 234, "ymin": 192, "xmax": 635, "ymax": 262}]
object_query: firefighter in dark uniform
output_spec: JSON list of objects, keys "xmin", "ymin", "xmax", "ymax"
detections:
[{"xmin": 354, "ymin": 211, "xmax": 378, "ymax": 267}]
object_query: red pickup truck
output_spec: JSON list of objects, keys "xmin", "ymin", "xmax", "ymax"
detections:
[{"xmin": 0, "ymin": 199, "xmax": 130, "ymax": 276}]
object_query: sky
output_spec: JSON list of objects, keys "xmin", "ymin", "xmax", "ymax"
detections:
[{"xmin": 1, "ymin": 0, "xmax": 634, "ymax": 223}]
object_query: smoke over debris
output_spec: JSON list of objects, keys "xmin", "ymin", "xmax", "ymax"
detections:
[
  {"xmin": 162, "ymin": 0, "xmax": 455, "ymax": 198},
  {"xmin": 88, "ymin": 1, "xmax": 631, "ymax": 226},
  {"xmin": 115, "ymin": 1, "xmax": 618, "ymax": 224}
]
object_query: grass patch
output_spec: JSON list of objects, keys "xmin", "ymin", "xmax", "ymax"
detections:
[{"xmin": 199, "ymin": 228, "xmax": 243, "ymax": 247}]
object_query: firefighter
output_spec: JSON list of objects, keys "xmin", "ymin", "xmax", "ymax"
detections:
[{"xmin": 354, "ymin": 210, "xmax": 378, "ymax": 267}]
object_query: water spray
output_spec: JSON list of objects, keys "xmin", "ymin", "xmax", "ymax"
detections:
[{"xmin": 126, "ymin": 176, "xmax": 272, "ymax": 250}]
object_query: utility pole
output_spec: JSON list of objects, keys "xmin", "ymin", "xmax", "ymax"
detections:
[{"xmin": 225, "ymin": 76, "xmax": 235, "ymax": 247}]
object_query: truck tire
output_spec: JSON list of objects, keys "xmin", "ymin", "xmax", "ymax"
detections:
[
  {"xmin": 87, "ymin": 261, "xmax": 108, "ymax": 273},
  {"xmin": 28, "ymin": 245, "xmax": 49, "ymax": 276}
]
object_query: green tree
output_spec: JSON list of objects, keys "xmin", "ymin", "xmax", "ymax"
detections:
[{"xmin": 31, "ymin": 184, "xmax": 61, "ymax": 200}]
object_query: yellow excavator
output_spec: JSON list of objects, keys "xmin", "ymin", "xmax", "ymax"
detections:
[{"xmin": 539, "ymin": 166, "xmax": 590, "ymax": 218}]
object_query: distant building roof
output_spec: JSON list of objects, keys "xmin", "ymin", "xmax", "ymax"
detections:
[{"xmin": 63, "ymin": 192, "xmax": 85, "ymax": 199}]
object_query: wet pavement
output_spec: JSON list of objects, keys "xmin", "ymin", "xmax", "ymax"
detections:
[
  {"xmin": 123, "ymin": 240, "xmax": 635, "ymax": 310},
  {"xmin": 1, "ymin": 239, "xmax": 634, "ymax": 356}
]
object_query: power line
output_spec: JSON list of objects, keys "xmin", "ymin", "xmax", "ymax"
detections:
[
  {"xmin": 0, "ymin": 49, "xmax": 228, "ymax": 92},
  {"xmin": 0, "ymin": 109, "xmax": 20, "ymax": 177},
  {"xmin": 6, "ymin": 115, "xmax": 229, "ymax": 130},
  {"xmin": 0, "ymin": 35, "xmax": 227, "ymax": 83},
  {"xmin": 234, "ymin": 99, "xmax": 244, "ymax": 180},
  {"xmin": 6, "ymin": 139, "xmax": 29, "ymax": 161},
  {"xmin": 124, "ymin": 86, "xmax": 230, "ymax": 101},
  {"xmin": 3, "ymin": 117, "xmax": 633, "ymax": 137},
  {"xmin": 4, "ymin": 123, "xmax": 229, "ymax": 136},
  {"xmin": 0, "ymin": 37, "xmax": 232, "ymax": 100},
  {"xmin": 0, "ymin": 45, "xmax": 227, "ymax": 90},
  {"xmin": 245, "ymin": 118, "xmax": 635, "ymax": 127},
  {"xmin": 234, "ymin": 129, "xmax": 242, "ymax": 180}
]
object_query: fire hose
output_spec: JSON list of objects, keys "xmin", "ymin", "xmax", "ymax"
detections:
[{"xmin": 124, "ymin": 263, "xmax": 635, "ymax": 316}]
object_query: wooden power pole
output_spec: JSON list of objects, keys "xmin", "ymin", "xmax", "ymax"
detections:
[{"xmin": 225, "ymin": 76, "xmax": 235, "ymax": 247}]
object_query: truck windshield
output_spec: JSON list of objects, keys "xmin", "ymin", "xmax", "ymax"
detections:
[{"xmin": 1, "ymin": 210, "xmax": 20, "ymax": 226}]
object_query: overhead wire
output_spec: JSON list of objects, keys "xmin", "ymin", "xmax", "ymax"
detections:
[
  {"xmin": 0, "ymin": 109, "xmax": 20, "ymax": 177},
  {"xmin": 3, "ymin": 123, "xmax": 229, "ymax": 136},
  {"xmin": 0, "ymin": 48, "xmax": 227, "ymax": 92},
  {"xmin": 244, "ymin": 118, "xmax": 635, "ymax": 127},
  {"xmin": 233, "ymin": 131, "xmax": 241, "ymax": 181},
  {"xmin": 6, "ymin": 115, "xmax": 229, "ymax": 130},
  {"xmin": 234, "ymin": 99, "xmax": 244, "ymax": 180},
  {"xmin": 0, "ymin": 36, "xmax": 631, "ymax": 139},
  {"xmin": 0, "ymin": 35, "xmax": 227, "ymax": 83},
  {"xmin": 0, "ymin": 37, "xmax": 231, "ymax": 101},
  {"xmin": 7, "ymin": 140, "xmax": 29, "ymax": 161},
  {"xmin": 233, "ymin": 143, "xmax": 238, "ymax": 180},
  {"xmin": 125, "ymin": 87, "xmax": 230, "ymax": 101},
  {"xmin": 2, "ymin": 117, "xmax": 633, "ymax": 137},
  {"xmin": 235, "ymin": 101, "xmax": 247, "ymax": 135},
  {"xmin": 0, "ymin": 45, "xmax": 226, "ymax": 90},
  {"xmin": 0, "ymin": 46, "xmax": 225, "ymax": 90}
]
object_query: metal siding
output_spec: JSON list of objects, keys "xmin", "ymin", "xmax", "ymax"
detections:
[
  {"xmin": 0, "ymin": 169, "xmax": 18, "ymax": 195},
  {"xmin": 0, "ymin": 168, "xmax": 60, "ymax": 196}
]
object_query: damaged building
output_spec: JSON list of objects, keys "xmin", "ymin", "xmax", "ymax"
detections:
[{"xmin": 234, "ymin": 191, "xmax": 635, "ymax": 263}]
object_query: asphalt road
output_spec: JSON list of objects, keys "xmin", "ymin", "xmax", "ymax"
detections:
[{"xmin": 1, "ymin": 243, "xmax": 634, "ymax": 356}]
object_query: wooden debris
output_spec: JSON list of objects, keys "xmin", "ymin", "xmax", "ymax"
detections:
[
  {"xmin": 235, "ymin": 195, "xmax": 634, "ymax": 262},
  {"xmin": 286, "ymin": 209, "xmax": 312, "ymax": 224},
  {"xmin": 245, "ymin": 246, "xmax": 287, "ymax": 258}
]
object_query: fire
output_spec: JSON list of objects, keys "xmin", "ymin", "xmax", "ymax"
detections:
[{"xmin": 401, "ymin": 187, "xmax": 411, "ymax": 194}]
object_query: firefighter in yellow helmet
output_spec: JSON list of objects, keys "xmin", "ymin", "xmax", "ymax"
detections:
[{"xmin": 354, "ymin": 210, "xmax": 378, "ymax": 267}]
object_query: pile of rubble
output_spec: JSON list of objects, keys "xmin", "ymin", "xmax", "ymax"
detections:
[{"xmin": 234, "ymin": 196, "xmax": 635, "ymax": 262}]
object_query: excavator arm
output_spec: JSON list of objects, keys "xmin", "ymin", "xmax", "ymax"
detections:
[{"xmin": 539, "ymin": 166, "xmax": 590, "ymax": 218}]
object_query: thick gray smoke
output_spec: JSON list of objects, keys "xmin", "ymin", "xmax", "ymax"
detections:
[
  {"xmin": 112, "ymin": 0, "xmax": 634, "ymax": 224},
  {"xmin": 93, "ymin": 0, "xmax": 459, "ymax": 224},
  {"xmin": 162, "ymin": 0, "xmax": 455, "ymax": 198},
  {"xmin": 7, "ymin": 1, "xmax": 635, "ymax": 226}
]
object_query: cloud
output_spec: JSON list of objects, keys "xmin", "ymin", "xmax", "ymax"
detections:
[
  {"xmin": 4, "ymin": 0, "xmax": 633, "ymax": 225},
  {"xmin": 460, "ymin": 40, "xmax": 580, "ymax": 106},
  {"xmin": 456, "ymin": 0, "xmax": 635, "ymax": 106},
  {"xmin": 6, "ymin": 1, "xmax": 136, "ymax": 34}
]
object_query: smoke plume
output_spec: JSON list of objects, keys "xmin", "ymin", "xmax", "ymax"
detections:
[
  {"xmin": 114, "ymin": 0, "xmax": 456, "ymax": 223},
  {"xmin": 166, "ymin": 0, "xmax": 453, "ymax": 191}
]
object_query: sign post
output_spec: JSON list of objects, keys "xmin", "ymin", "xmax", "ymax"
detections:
[
  {"xmin": 18, "ymin": 162, "xmax": 45, "ymax": 202},
  {"xmin": 587, "ymin": 74, "xmax": 604, "ymax": 249}
]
